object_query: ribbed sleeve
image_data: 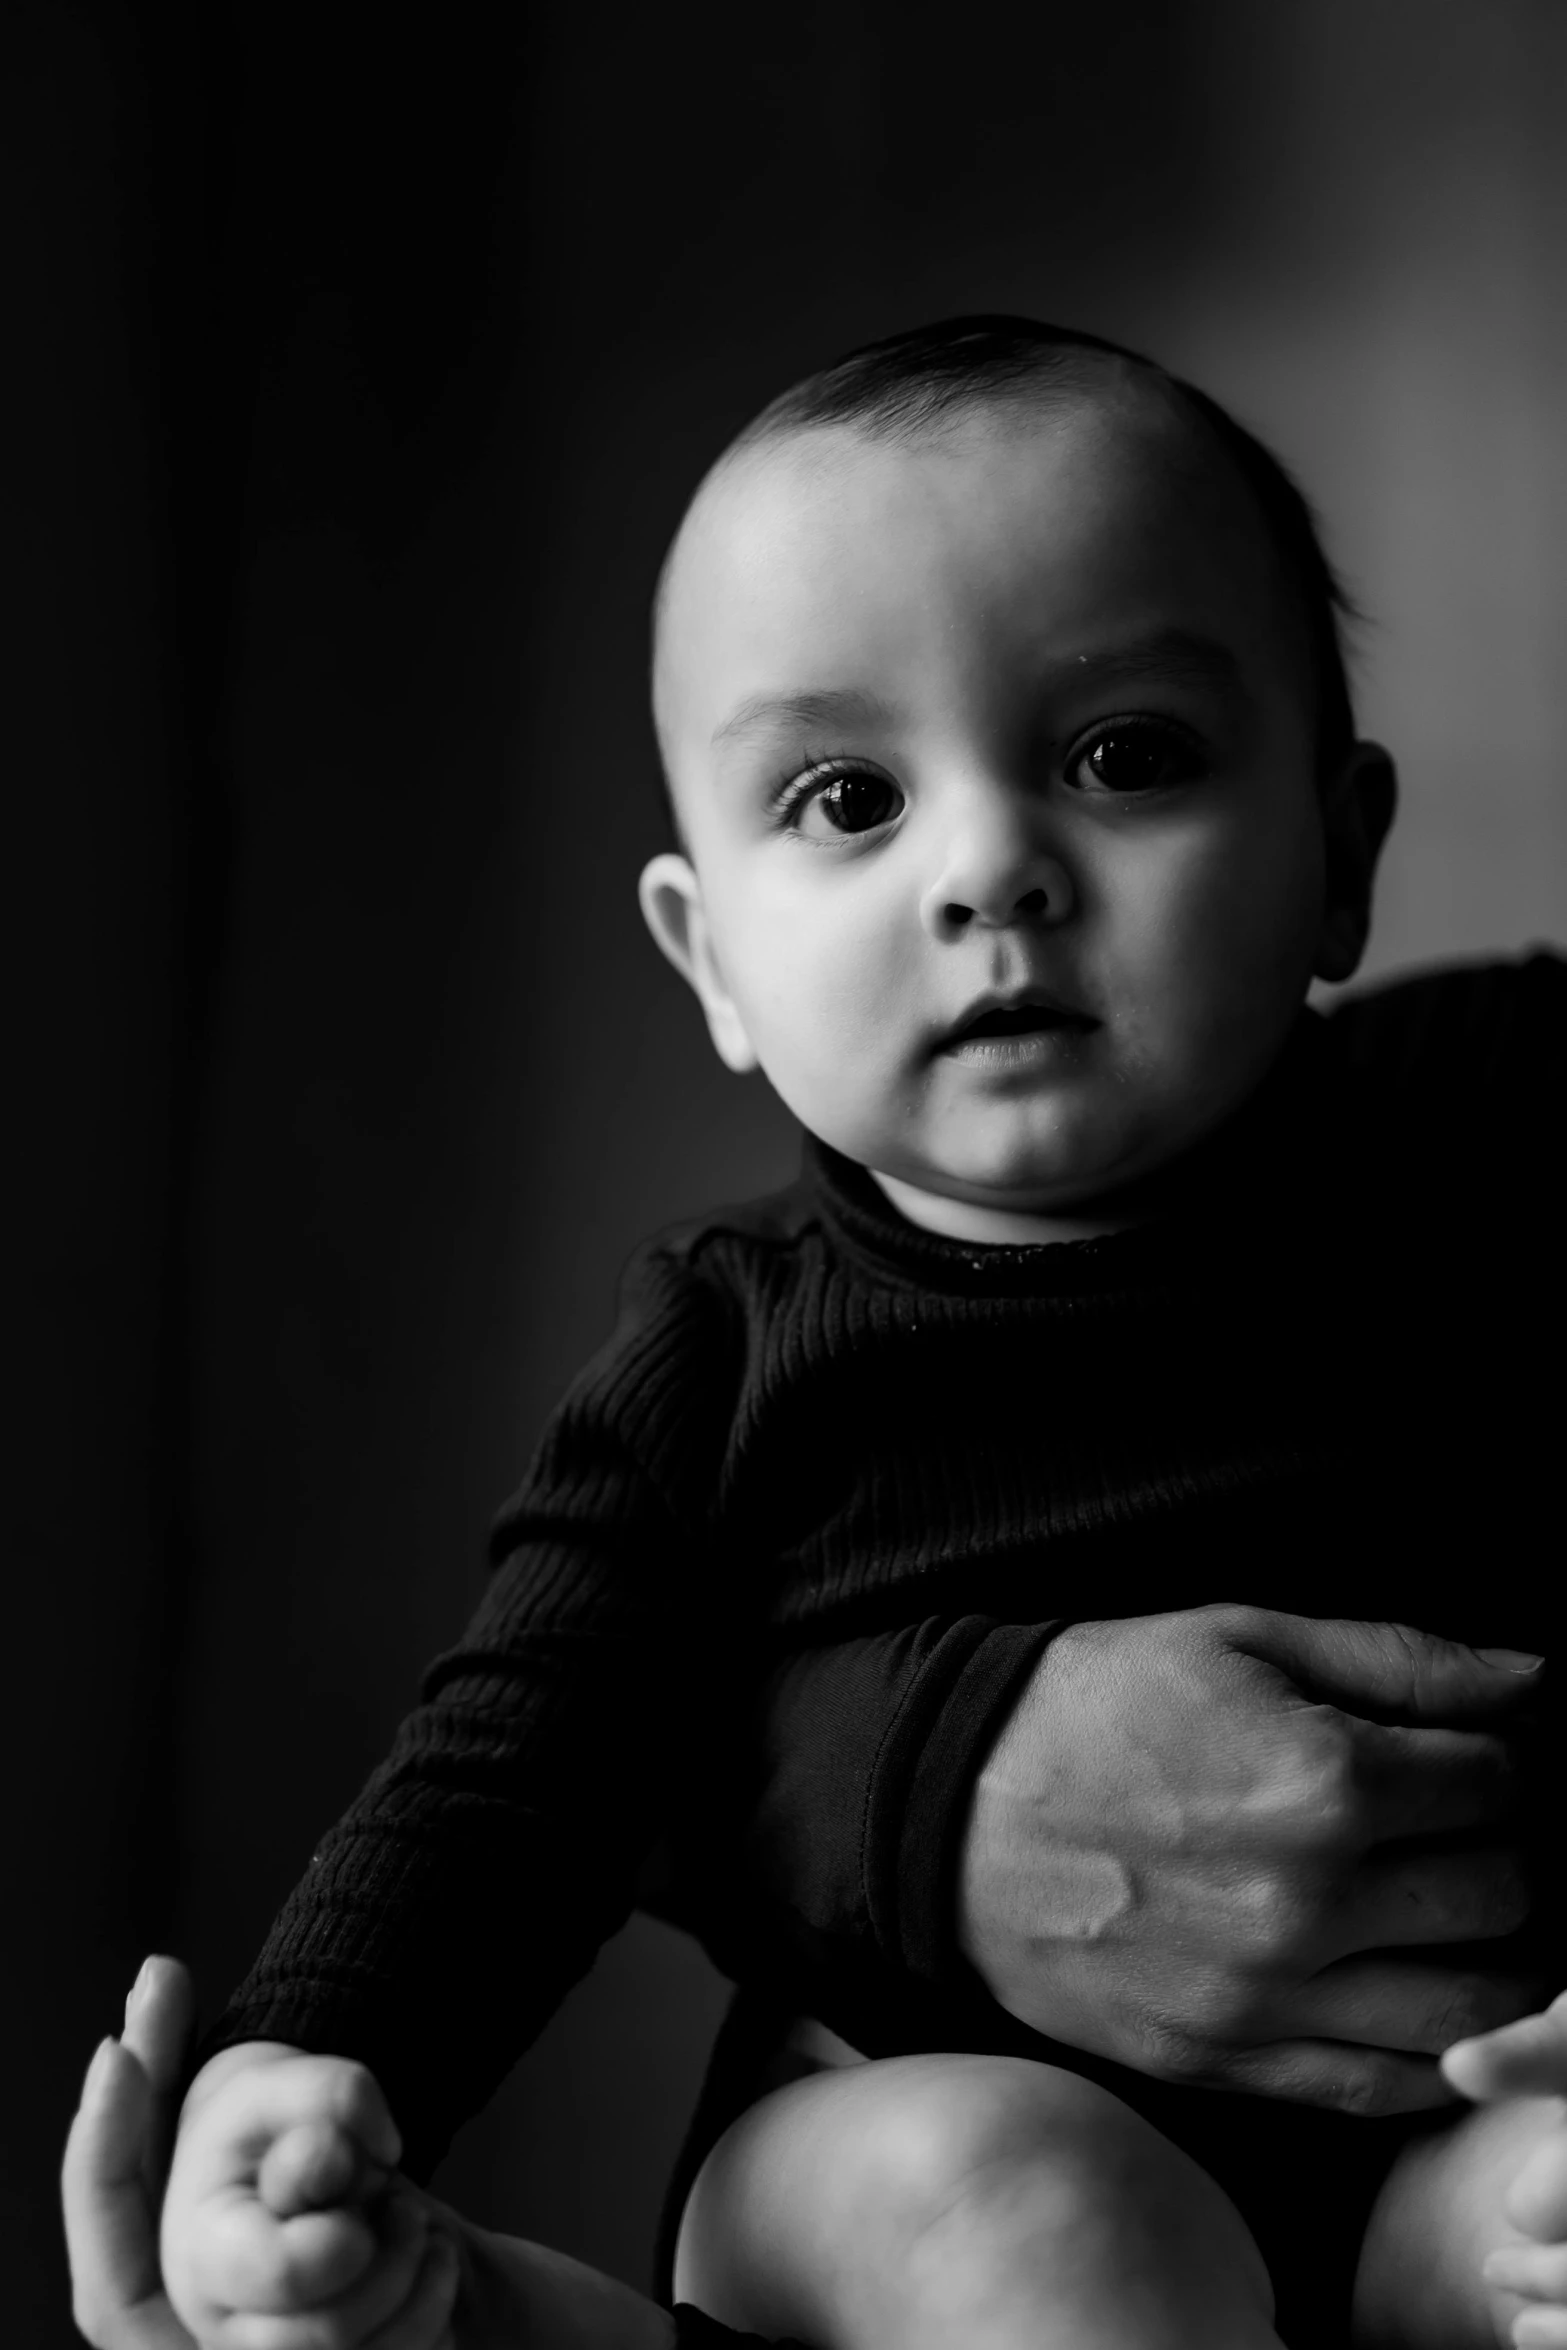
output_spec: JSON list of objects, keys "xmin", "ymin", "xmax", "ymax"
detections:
[{"xmin": 201, "ymin": 1238, "xmax": 748, "ymax": 2176}]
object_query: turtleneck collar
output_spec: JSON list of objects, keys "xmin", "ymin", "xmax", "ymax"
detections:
[{"xmin": 802, "ymin": 1007, "xmax": 1344, "ymax": 1299}]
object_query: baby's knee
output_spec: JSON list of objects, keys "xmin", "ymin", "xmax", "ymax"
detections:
[
  {"xmin": 851, "ymin": 2054, "xmax": 1166, "ymax": 2248},
  {"xmin": 678, "ymin": 2054, "xmax": 1274, "ymax": 2346},
  {"xmin": 854, "ymin": 2057, "xmax": 1277, "ymax": 2346},
  {"xmin": 675, "ymin": 2054, "xmax": 1141, "ymax": 2339}
]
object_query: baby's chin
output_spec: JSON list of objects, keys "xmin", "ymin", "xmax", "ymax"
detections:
[
  {"xmin": 858, "ymin": 1102, "xmax": 1228, "ymax": 1242},
  {"xmin": 892, "ymin": 1111, "xmax": 1175, "ymax": 1210},
  {"xmin": 854, "ymin": 1142, "xmax": 1158, "ymax": 1246}
]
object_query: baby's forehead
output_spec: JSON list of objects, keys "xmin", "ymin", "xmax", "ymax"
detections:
[
  {"xmin": 690, "ymin": 393, "xmax": 1174, "ymax": 568},
  {"xmin": 655, "ymin": 391, "xmax": 1294, "ymax": 748},
  {"xmin": 695, "ymin": 375, "xmax": 1238, "ymax": 541}
]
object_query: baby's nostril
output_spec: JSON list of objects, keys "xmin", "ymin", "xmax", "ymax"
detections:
[
  {"xmin": 944, "ymin": 902, "xmax": 973, "ymax": 928},
  {"xmin": 1016, "ymin": 886, "xmax": 1050, "ymax": 917}
]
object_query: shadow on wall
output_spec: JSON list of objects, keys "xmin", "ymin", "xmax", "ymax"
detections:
[{"xmin": 8, "ymin": 1, "xmax": 1565, "ymax": 2335}]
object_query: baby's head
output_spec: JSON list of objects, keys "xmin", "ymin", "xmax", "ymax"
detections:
[{"xmin": 642, "ymin": 317, "xmax": 1396, "ymax": 1242}]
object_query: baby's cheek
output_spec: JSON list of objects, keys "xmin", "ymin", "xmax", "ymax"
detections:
[
  {"xmin": 746, "ymin": 966, "xmax": 896, "ymax": 1118},
  {"xmin": 1150, "ymin": 863, "xmax": 1316, "ymax": 1079},
  {"xmin": 1122, "ymin": 795, "xmax": 1319, "ymax": 990}
]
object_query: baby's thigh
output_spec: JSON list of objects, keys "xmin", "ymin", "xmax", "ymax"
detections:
[
  {"xmin": 672, "ymin": 2051, "xmax": 1275, "ymax": 2349},
  {"xmin": 1353, "ymin": 2094, "xmax": 1562, "ymax": 2348}
]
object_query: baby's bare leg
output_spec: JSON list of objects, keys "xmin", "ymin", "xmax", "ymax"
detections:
[
  {"xmin": 674, "ymin": 2053, "xmax": 1282, "ymax": 2349},
  {"xmin": 1354, "ymin": 1993, "xmax": 1567, "ymax": 2348}
]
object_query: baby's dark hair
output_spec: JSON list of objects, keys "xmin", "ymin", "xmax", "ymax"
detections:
[{"xmin": 655, "ymin": 315, "xmax": 1360, "ymax": 834}]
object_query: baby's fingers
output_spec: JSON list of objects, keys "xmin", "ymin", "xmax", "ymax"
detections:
[
  {"xmin": 1510, "ymin": 2315, "xmax": 1567, "ymax": 2348},
  {"xmin": 214, "ymin": 2206, "xmax": 453, "ymax": 2350},
  {"xmin": 260, "ymin": 2121, "xmax": 387, "ymax": 2219},
  {"xmin": 1444, "ymin": 1993, "xmax": 1567, "ymax": 2103},
  {"xmin": 1483, "ymin": 2240, "xmax": 1567, "ymax": 2304},
  {"xmin": 192, "ymin": 2194, "xmax": 379, "ymax": 2315},
  {"xmin": 193, "ymin": 2057, "xmax": 402, "ymax": 2186},
  {"xmin": 1505, "ymin": 2125, "xmax": 1567, "ymax": 2245}
]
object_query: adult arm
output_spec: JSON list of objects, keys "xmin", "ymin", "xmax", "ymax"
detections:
[{"xmin": 709, "ymin": 1604, "xmax": 1545, "ymax": 2116}]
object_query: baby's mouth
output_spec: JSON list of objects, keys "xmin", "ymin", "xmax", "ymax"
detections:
[
  {"xmin": 960, "ymin": 1004, "xmax": 1083, "ymax": 1038},
  {"xmin": 941, "ymin": 997, "xmax": 1098, "ymax": 1053}
]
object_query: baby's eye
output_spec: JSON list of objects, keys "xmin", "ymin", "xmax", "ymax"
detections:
[
  {"xmin": 787, "ymin": 767, "xmax": 905, "ymax": 840},
  {"xmin": 1068, "ymin": 722, "xmax": 1206, "ymax": 795}
]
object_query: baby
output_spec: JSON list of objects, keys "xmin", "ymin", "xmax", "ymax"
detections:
[{"xmin": 158, "ymin": 318, "xmax": 1567, "ymax": 2350}]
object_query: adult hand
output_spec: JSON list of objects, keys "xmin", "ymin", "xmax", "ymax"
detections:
[
  {"xmin": 958, "ymin": 1604, "xmax": 1546, "ymax": 2116},
  {"xmin": 64, "ymin": 1956, "xmax": 676, "ymax": 2350},
  {"xmin": 65, "ymin": 1964, "xmax": 458, "ymax": 2350},
  {"xmin": 63, "ymin": 1956, "xmax": 198, "ymax": 2348}
]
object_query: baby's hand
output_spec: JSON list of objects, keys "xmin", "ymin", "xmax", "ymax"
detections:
[
  {"xmin": 1442, "ymin": 1989, "xmax": 1567, "ymax": 2105},
  {"xmin": 161, "ymin": 2045, "xmax": 454, "ymax": 2350}
]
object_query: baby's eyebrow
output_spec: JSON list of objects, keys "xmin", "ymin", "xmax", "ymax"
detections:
[
  {"xmin": 711, "ymin": 686, "xmax": 900, "ymax": 750},
  {"xmin": 1053, "ymin": 628, "xmax": 1247, "ymax": 695},
  {"xmin": 708, "ymin": 634, "xmax": 1247, "ymax": 755}
]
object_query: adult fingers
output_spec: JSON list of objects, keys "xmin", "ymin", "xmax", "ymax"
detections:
[
  {"xmin": 1241, "ymin": 1612, "xmax": 1544, "ymax": 1726},
  {"xmin": 121, "ymin": 1958, "xmax": 198, "ymax": 2101},
  {"xmin": 1347, "ymin": 1716, "xmax": 1521, "ymax": 1840},
  {"xmin": 1329, "ymin": 1844, "xmax": 1532, "ymax": 1955},
  {"xmin": 1202, "ymin": 2036, "xmax": 1459, "ymax": 2118},
  {"xmin": 62, "ymin": 2038, "xmax": 194, "ymax": 2349},
  {"xmin": 1293, "ymin": 1954, "xmax": 1540, "ymax": 2055}
]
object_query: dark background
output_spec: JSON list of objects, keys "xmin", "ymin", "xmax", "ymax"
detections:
[{"xmin": 6, "ymin": 2, "xmax": 1566, "ymax": 2340}]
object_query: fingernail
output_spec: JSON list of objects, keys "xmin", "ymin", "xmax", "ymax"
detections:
[
  {"xmin": 1476, "ymin": 1648, "xmax": 1544, "ymax": 1673},
  {"xmin": 84, "ymin": 2037, "xmax": 118, "ymax": 2098},
  {"xmin": 125, "ymin": 1955, "xmax": 158, "ymax": 2020}
]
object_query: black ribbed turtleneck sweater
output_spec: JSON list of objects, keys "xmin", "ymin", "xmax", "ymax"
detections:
[{"xmin": 207, "ymin": 954, "xmax": 1565, "ymax": 2222}]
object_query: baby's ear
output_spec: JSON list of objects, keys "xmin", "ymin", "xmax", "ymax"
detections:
[
  {"xmin": 638, "ymin": 854, "xmax": 759, "ymax": 1073},
  {"xmin": 1314, "ymin": 741, "xmax": 1397, "ymax": 986}
]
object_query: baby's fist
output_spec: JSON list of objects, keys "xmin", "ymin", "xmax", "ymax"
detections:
[{"xmin": 161, "ymin": 2044, "xmax": 416, "ymax": 2348}]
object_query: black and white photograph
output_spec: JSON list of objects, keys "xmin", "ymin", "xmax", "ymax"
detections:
[{"xmin": 11, "ymin": 5, "xmax": 1567, "ymax": 2346}]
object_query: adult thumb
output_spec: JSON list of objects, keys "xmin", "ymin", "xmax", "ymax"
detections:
[{"xmin": 1237, "ymin": 1612, "xmax": 1544, "ymax": 1723}]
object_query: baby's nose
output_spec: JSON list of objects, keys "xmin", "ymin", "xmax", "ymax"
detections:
[{"xmin": 920, "ymin": 817, "xmax": 1075, "ymax": 938}]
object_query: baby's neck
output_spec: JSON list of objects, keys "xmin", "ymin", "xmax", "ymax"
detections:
[{"xmin": 871, "ymin": 1170, "xmax": 1140, "ymax": 1248}]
